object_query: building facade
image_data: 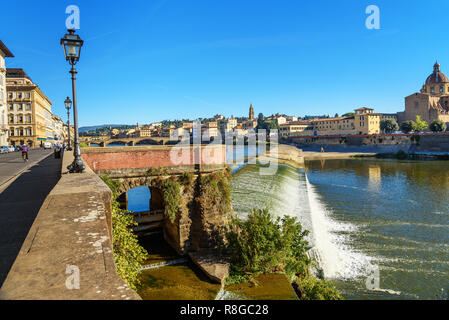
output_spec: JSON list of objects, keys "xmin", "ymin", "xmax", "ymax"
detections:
[
  {"xmin": 0, "ymin": 41, "xmax": 14, "ymax": 146},
  {"xmin": 6, "ymin": 68, "xmax": 53, "ymax": 147},
  {"xmin": 279, "ymin": 120, "xmax": 313, "ymax": 137},
  {"xmin": 399, "ymin": 62, "xmax": 449, "ymax": 125},
  {"xmin": 52, "ymin": 115, "xmax": 64, "ymax": 143},
  {"xmin": 312, "ymin": 108, "xmax": 380, "ymax": 136}
]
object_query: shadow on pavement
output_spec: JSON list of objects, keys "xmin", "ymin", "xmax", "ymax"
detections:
[{"xmin": 0, "ymin": 155, "xmax": 61, "ymax": 288}]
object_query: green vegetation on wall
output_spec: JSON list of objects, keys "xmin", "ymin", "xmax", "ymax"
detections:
[
  {"xmin": 162, "ymin": 180, "xmax": 181, "ymax": 223},
  {"xmin": 225, "ymin": 208, "xmax": 343, "ymax": 300},
  {"xmin": 198, "ymin": 170, "xmax": 232, "ymax": 215},
  {"xmin": 100, "ymin": 175, "xmax": 149, "ymax": 290}
]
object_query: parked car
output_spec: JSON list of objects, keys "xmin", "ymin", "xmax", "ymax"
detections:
[
  {"xmin": 8, "ymin": 146, "xmax": 15, "ymax": 152},
  {"xmin": 43, "ymin": 142, "xmax": 52, "ymax": 149},
  {"xmin": 15, "ymin": 146, "xmax": 22, "ymax": 151},
  {"xmin": 0, "ymin": 146, "xmax": 9, "ymax": 154}
]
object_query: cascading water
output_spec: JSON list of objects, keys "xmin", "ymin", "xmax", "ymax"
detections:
[
  {"xmin": 304, "ymin": 174, "xmax": 372, "ymax": 279},
  {"xmin": 231, "ymin": 164, "xmax": 372, "ymax": 282}
]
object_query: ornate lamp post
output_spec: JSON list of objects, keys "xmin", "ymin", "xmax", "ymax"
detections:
[
  {"xmin": 61, "ymin": 29, "xmax": 85, "ymax": 173},
  {"xmin": 65, "ymin": 97, "xmax": 73, "ymax": 151}
]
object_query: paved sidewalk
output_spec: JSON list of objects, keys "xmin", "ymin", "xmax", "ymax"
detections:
[{"xmin": 0, "ymin": 151, "xmax": 61, "ymax": 287}]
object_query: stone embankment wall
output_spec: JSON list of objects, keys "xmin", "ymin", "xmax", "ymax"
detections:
[
  {"xmin": 0, "ymin": 151, "xmax": 140, "ymax": 300},
  {"xmin": 290, "ymin": 133, "xmax": 449, "ymax": 153}
]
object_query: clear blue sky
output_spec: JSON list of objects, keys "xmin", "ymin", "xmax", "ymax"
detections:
[{"xmin": 2, "ymin": 0, "xmax": 449, "ymax": 126}]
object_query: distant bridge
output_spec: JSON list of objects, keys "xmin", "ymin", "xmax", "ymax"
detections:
[{"xmin": 81, "ymin": 136, "xmax": 175, "ymax": 147}]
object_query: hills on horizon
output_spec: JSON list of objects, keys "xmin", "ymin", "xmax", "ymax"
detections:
[{"xmin": 79, "ymin": 124, "xmax": 133, "ymax": 133}]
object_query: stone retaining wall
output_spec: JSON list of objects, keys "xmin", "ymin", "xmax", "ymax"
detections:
[{"xmin": 290, "ymin": 133, "xmax": 449, "ymax": 153}]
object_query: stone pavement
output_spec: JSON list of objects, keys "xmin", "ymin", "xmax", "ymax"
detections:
[{"xmin": 0, "ymin": 149, "xmax": 60, "ymax": 287}]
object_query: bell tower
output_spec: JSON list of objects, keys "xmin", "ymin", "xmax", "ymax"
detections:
[{"xmin": 249, "ymin": 104, "xmax": 254, "ymax": 120}]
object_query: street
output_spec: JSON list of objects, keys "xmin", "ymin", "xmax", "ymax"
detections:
[
  {"xmin": 0, "ymin": 148, "xmax": 61, "ymax": 287},
  {"xmin": 0, "ymin": 149, "xmax": 54, "ymax": 189}
]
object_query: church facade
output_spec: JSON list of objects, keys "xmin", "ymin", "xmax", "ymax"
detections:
[{"xmin": 398, "ymin": 62, "xmax": 449, "ymax": 125}]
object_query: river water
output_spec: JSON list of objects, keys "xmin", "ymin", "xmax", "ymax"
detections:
[{"xmin": 231, "ymin": 159, "xmax": 449, "ymax": 300}]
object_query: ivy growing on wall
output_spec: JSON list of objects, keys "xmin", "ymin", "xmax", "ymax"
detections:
[
  {"xmin": 100, "ymin": 175, "xmax": 149, "ymax": 291},
  {"xmin": 162, "ymin": 180, "xmax": 181, "ymax": 223}
]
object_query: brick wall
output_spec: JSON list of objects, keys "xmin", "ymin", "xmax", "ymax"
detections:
[{"xmin": 82, "ymin": 146, "xmax": 226, "ymax": 171}]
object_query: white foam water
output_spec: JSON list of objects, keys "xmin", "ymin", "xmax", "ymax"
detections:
[{"xmin": 304, "ymin": 174, "xmax": 373, "ymax": 280}]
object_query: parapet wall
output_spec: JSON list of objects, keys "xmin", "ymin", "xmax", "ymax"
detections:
[
  {"xmin": 81, "ymin": 145, "xmax": 226, "ymax": 172},
  {"xmin": 0, "ymin": 151, "xmax": 140, "ymax": 300},
  {"xmin": 291, "ymin": 133, "xmax": 449, "ymax": 153}
]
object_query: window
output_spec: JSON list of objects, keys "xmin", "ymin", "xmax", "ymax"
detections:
[
  {"xmin": 18, "ymin": 93, "xmax": 22, "ymax": 99},
  {"xmin": 431, "ymin": 87, "xmax": 435, "ymax": 93},
  {"xmin": 9, "ymin": 93, "xmax": 13, "ymax": 99},
  {"xmin": 415, "ymin": 101, "xmax": 419, "ymax": 108},
  {"xmin": 9, "ymin": 115, "xmax": 14, "ymax": 123},
  {"xmin": 26, "ymin": 104, "xmax": 31, "ymax": 110},
  {"xmin": 10, "ymin": 128, "xmax": 14, "ymax": 136},
  {"xmin": 9, "ymin": 104, "xmax": 13, "ymax": 111},
  {"xmin": 440, "ymin": 86, "xmax": 444, "ymax": 93},
  {"xmin": 18, "ymin": 104, "xmax": 23, "ymax": 111}
]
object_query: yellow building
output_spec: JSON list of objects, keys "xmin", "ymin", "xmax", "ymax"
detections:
[
  {"xmin": 310, "ymin": 108, "xmax": 381, "ymax": 136},
  {"xmin": 6, "ymin": 68, "xmax": 52, "ymax": 147}
]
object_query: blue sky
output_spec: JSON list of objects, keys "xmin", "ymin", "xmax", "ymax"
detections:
[{"xmin": 2, "ymin": 0, "xmax": 449, "ymax": 126}]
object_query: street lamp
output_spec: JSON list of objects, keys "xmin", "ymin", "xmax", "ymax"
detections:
[
  {"xmin": 61, "ymin": 29, "xmax": 85, "ymax": 173},
  {"xmin": 65, "ymin": 97, "xmax": 73, "ymax": 151}
]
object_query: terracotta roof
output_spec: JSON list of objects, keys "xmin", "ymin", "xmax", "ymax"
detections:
[
  {"xmin": 0, "ymin": 40, "xmax": 14, "ymax": 57},
  {"xmin": 280, "ymin": 120, "xmax": 312, "ymax": 126},
  {"xmin": 426, "ymin": 62, "xmax": 449, "ymax": 84},
  {"xmin": 6, "ymin": 68, "xmax": 32, "ymax": 81},
  {"xmin": 313, "ymin": 116, "xmax": 355, "ymax": 122}
]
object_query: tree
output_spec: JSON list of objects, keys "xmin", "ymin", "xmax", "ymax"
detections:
[
  {"xmin": 342, "ymin": 112, "xmax": 355, "ymax": 117},
  {"xmin": 412, "ymin": 115, "xmax": 428, "ymax": 132},
  {"xmin": 380, "ymin": 119, "xmax": 399, "ymax": 133},
  {"xmin": 400, "ymin": 121, "xmax": 414, "ymax": 134},
  {"xmin": 226, "ymin": 209, "xmax": 310, "ymax": 278},
  {"xmin": 429, "ymin": 119, "xmax": 447, "ymax": 132},
  {"xmin": 334, "ymin": 113, "xmax": 339, "ymax": 118}
]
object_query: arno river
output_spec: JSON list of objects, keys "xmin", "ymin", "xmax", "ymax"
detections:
[{"xmin": 231, "ymin": 159, "xmax": 449, "ymax": 300}]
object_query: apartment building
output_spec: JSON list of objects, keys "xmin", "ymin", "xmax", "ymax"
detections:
[
  {"xmin": 0, "ymin": 41, "xmax": 14, "ymax": 146},
  {"xmin": 6, "ymin": 68, "xmax": 53, "ymax": 147}
]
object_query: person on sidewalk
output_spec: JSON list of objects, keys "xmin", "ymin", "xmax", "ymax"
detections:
[{"xmin": 21, "ymin": 145, "xmax": 29, "ymax": 161}]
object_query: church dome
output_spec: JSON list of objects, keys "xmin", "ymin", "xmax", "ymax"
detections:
[{"xmin": 425, "ymin": 61, "xmax": 449, "ymax": 84}]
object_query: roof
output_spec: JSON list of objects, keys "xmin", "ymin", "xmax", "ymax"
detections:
[
  {"xmin": 354, "ymin": 107, "xmax": 374, "ymax": 111},
  {"xmin": 0, "ymin": 40, "xmax": 14, "ymax": 57},
  {"xmin": 280, "ymin": 120, "xmax": 312, "ymax": 126},
  {"xmin": 426, "ymin": 61, "xmax": 449, "ymax": 84},
  {"xmin": 6, "ymin": 68, "xmax": 32, "ymax": 81},
  {"xmin": 313, "ymin": 116, "xmax": 355, "ymax": 122}
]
